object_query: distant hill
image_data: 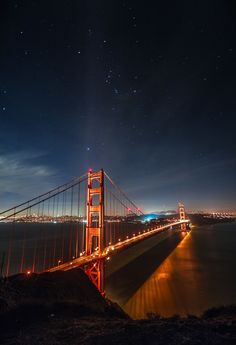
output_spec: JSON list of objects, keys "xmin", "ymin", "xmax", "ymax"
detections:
[{"xmin": 151, "ymin": 210, "xmax": 177, "ymax": 215}]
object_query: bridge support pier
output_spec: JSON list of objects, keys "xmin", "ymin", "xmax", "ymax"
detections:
[{"xmin": 85, "ymin": 259, "xmax": 105, "ymax": 295}]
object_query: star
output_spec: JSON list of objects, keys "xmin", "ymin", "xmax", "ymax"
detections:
[{"xmin": 0, "ymin": 0, "xmax": 235, "ymax": 215}]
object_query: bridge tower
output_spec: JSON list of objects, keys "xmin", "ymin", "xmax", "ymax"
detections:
[
  {"xmin": 178, "ymin": 202, "xmax": 186, "ymax": 231},
  {"xmin": 85, "ymin": 169, "xmax": 105, "ymax": 294}
]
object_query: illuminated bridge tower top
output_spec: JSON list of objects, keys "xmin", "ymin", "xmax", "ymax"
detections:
[{"xmin": 178, "ymin": 202, "xmax": 186, "ymax": 221}]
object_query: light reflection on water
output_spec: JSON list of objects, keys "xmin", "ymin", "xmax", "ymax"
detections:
[{"xmin": 124, "ymin": 223, "xmax": 236, "ymax": 319}]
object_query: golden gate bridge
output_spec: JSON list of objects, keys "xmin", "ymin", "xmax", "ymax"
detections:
[{"xmin": 0, "ymin": 169, "xmax": 189, "ymax": 295}]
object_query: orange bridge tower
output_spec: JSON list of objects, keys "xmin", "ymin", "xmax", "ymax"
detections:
[
  {"xmin": 85, "ymin": 169, "xmax": 105, "ymax": 294},
  {"xmin": 178, "ymin": 202, "xmax": 187, "ymax": 231}
]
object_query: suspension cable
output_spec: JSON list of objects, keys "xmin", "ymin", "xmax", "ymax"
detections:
[{"xmin": 104, "ymin": 171, "xmax": 144, "ymax": 215}]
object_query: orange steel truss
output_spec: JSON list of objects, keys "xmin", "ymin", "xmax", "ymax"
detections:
[
  {"xmin": 85, "ymin": 169, "xmax": 105, "ymax": 294},
  {"xmin": 84, "ymin": 259, "xmax": 105, "ymax": 295}
]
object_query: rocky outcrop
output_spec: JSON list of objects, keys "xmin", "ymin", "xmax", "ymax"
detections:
[{"xmin": 0, "ymin": 269, "xmax": 235, "ymax": 345}]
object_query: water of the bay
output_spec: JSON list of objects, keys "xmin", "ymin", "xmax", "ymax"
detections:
[
  {"xmin": 123, "ymin": 222, "xmax": 236, "ymax": 319},
  {"xmin": 0, "ymin": 221, "xmax": 146, "ymax": 275}
]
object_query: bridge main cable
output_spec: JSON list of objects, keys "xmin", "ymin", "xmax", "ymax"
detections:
[
  {"xmin": 104, "ymin": 171, "xmax": 144, "ymax": 215},
  {"xmin": 0, "ymin": 174, "xmax": 87, "ymax": 221}
]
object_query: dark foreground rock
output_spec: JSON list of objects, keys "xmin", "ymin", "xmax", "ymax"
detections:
[
  {"xmin": 0, "ymin": 269, "xmax": 112, "ymax": 315},
  {"xmin": 0, "ymin": 269, "xmax": 235, "ymax": 345}
]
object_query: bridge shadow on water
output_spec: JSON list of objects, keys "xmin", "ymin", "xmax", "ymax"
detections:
[{"xmin": 105, "ymin": 230, "xmax": 185, "ymax": 307}]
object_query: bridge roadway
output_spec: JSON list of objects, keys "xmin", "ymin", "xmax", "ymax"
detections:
[{"xmin": 48, "ymin": 220, "xmax": 189, "ymax": 273}]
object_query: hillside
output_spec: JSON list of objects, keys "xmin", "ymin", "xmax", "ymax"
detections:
[{"xmin": 0, "ymin": 269, "xmax": 235, "ymax": 345}]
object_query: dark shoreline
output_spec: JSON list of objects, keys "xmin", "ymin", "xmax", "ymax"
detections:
[{"xmin": 0, "ymin": 269, "xmax": 235, "ymax": 345}]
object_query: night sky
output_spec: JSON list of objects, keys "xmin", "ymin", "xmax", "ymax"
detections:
[{"xmin": 0, "ymin": 1, "xmax": 236, "ymax": 212}]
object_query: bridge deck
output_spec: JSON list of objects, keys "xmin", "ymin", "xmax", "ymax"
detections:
[{"xmin": 48, "ymin": 220, "xmax": 189, "ymax": 272}]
